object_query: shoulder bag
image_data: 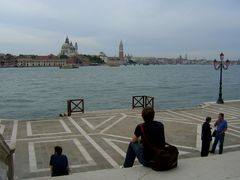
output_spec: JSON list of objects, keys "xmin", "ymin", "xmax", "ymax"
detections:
[
  {"xmin": 140, "ymin": 124, "xmax": 179, "ymax": 171},
  {"xmin": 212, "ymin": 129, "xmax": 217, "ymax": 137}
]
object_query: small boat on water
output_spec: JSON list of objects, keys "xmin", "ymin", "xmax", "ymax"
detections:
[
  {"xmin": 107, "ymin": 61, "xmax": 121, "ymax": 67},
  {"xmin": 89, "ymin": 63, "xmax": 99, "ymax": 66},
  {"xmin": 59, "ymin": 64, "xmax": 79, "ymax": 69},
  {"xmin": 108, "ymin": 64, "xmax": 120, "ymax": 67}
]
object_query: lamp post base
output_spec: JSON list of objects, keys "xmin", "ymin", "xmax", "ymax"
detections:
[{"xmin": 216, "ymin": 98, "xmax": 224, "ymax": 104}]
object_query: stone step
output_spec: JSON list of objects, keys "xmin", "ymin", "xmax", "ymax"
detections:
[{"xmin": 23, "ymin": 150, "xmax": 240, "ymax": 180}]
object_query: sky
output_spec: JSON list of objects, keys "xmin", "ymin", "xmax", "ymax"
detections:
[{"xmin": 0, "ymin": 0, "xmax": 239, "ymax": 60}]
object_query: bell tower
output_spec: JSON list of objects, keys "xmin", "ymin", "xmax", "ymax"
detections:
[{"xmin": 119, "ymin": 40, "xmax": 124, "ymax": 61}]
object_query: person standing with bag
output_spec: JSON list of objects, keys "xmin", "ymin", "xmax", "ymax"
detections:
[
  {"xmin": 210, "ymin": 113, "xmax": 228, "ymax": 154},
  {"xmin": 201, "ymin": 117, "xmax": 212, "ymax": 157},
  {"xmin": 122, "ymin": 107, "xmax": 165, "ymax": 168}
]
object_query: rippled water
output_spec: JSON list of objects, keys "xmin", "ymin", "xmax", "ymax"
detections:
[{"xmin": 0, "ymin": 65, "xmax": 239, "ymax": 119}]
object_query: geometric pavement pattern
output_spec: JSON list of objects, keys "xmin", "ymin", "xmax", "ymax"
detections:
[{"xmin": 0, "ymin": 100, "xmax": 240, "ymax": 179}]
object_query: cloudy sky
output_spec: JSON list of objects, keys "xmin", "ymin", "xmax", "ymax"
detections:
[{"xmin": 0, "ymin": 0, "xmax": 239, "ymax": 59}]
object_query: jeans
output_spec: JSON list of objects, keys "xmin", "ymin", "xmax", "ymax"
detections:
[
  {"xmin": 211, "ymin": 133, "xmax": 225, "ymax": 154},
  {"xmin": 123, "ymin": 142, "xmax": 151, "ymax": 168}
]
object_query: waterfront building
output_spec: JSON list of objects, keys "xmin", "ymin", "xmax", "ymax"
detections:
[
  {"xmin": 99, "ymin": 52, "xmax": 108, "ymax": 63},
  {"xmin": 0, "ymin": 54, "xmax": 17, "ymax": 67},
  {"xmin": 17, "ymin": 55, "xmax": 66, "ymax": 67},
  {"xmin": 59, "ymin": 36, "xmax": 78, "ymax": 57}
]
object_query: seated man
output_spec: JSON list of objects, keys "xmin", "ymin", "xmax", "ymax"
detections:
[
  {"xmin": 123, "ymin": 107, "xmax": 165, "ymax": 167},
  {"xmin": 50, "ymin": 146, "xmax": 69, "ymax": 176}
]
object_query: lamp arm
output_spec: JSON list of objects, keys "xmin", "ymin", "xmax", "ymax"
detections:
[
  {"xmin": 223, "ymin": 65, "xmax": 229, "ymax": 70},
  {"xmin": 214, "ymin": 65, "xmax": 221, "ymax": 70}
]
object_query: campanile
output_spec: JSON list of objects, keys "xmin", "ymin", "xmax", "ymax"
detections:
[{"xmin": 119, "ymin": 40, "xmax": 124, "ymax": 61}]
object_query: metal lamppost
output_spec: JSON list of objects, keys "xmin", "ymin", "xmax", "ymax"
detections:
[{"xmin": 213, "ymin": 52, "xmax": 230, "ymax": 104}]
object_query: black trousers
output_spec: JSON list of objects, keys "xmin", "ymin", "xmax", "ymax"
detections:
[{"xmin": 201, "ymin": 140, "xmax": 211, "ymax": 157}]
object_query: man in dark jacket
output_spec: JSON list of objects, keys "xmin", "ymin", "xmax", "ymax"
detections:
[
  {"xmin": 50, "ymin": 146, "xmax": 69, "ymax": 176},
  {"xmin": 123, "ymin": 107, "xmax": 165, "ymax": 167},
  {"xmin": 201, "ymin": 117, "xmax": 212, "ymax": 157}
]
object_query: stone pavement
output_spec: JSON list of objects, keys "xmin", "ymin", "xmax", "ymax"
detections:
[
  {"xmin": 24, "ymin": 150, "xmax": 240, "ymax": 180},
  {"xmin": 0, "ymin": 100, "xmax": 240, "ymax": 179}
]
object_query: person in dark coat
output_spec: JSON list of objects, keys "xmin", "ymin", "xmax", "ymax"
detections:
[{"xmin": 201, "ymin": 117, "xmax": 212, "ymax": 157}]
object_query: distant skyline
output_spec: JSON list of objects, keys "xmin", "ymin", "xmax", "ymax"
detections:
[{"xmin": 0, "ymin": 0, "xmax": 239, "ymax": 60}]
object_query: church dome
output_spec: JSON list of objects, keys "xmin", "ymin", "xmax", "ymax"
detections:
[
  {"xmin": 60, "ymin": 36, "xmax": 78, "ymax": 57},
  {"xmin": 70, "ymin": 45, "xmax": 75, "ymax": 50},
  {"xmin": 62, "ymin": 43, "xmax": 70, "ymax": 49}
]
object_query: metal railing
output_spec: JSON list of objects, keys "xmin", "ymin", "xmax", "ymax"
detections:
[
  {"xmin": 0, "ymin": 134, "xmax": 15, "ymax": 180},
  {"xmin": 67, "ymin": 99, "xmax": 84, "ymax": 116},
  {"xmin": 132, "ymin": 96, "xmax": 154, "ymax": 109}
]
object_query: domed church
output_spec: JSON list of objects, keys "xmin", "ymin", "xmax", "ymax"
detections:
[{"xmin": 59, "ymin": 36, "xmax": 78, "ymax": 57}]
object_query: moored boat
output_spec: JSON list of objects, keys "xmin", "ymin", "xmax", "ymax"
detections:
[{"xmin": 59, "ymin": 64, "xmax": 79, "ymax": 69}]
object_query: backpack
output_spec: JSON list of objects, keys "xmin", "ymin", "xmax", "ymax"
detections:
[{"xmin": 140, "ymin": 124, "xmax": 179, "ymax": 171}]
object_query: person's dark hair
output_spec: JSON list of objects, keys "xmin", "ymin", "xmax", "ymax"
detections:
[
  {"xmin": 206, "ymin": 116, "xmax": 211, "ymax": 122},
  {"xmin": 55, "ymin": 146, "xmax": 63, "ymax": 155},
  {"xmin": 219, "ymin": 113, "xmax": 224, "ymax": 118},
  {"xmin": 142, "ymin": 107, "xmax": 155, "ymax": 122}
]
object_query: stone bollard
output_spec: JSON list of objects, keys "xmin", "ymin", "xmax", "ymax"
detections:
[{"xmin": 0, "ymin": 134, "xmax": 15, "ymax": 180}]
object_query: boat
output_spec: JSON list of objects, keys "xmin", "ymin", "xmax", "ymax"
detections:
[
  {"xmin": 107, "ymin": 61, "xmax": 121, "ymax": 67},
  {"xmin": 108, "ymin": 64, "xmax": 120, "ymax": 67},
  {"xmin": 89, "ymin": 63, "xmax": 99, "ymax": 66},
  {"xmin": 59, "ymin": 64, "xmax": 79, "ymax": 69}
]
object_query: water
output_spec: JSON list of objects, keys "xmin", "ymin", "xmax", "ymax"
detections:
[{"xmin": 0, "ymin": 65, "xmax": 239, "ymax": 120}]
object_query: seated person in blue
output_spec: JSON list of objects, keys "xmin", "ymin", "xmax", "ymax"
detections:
[
  {"xmin": 50, "ymin": 146, "xmax": 69, "ymax": 176},
  {"xmin": 123, "ymin": 107, "xmax": 165, "ymax": 168}
]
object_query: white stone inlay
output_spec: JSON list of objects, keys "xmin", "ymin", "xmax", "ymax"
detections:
[
  {"xmin": 59, "ymin": 119, "xmax": 72, "ymax": 133},
  {"xmin": 167, "ymin": 110, "xmax": 202, "ymax": 123},
  {"xmin": 103, "ymin": 138, "xmax": 190, "ymax": 158},
  {"xmin": 100, "ymin": 113, "xmax": 127, "ymax": 134},
  {"xmin": 26, "ymin": 119, "xmax": 72, "ymax": 136},
  {"xmin": 196, "ymin": 124, "xmax": 202, "ymax": 151},
  {"xmin": 68, "ymin": 117, "xmax": 119, "ymax": 168},
  {"xmin": 81, "ymin": 116, "xmax": 115, "ymax": 130},
  {"xmin": 103, "ymin": 138, "xmax": 128, "ymax": 157},
  {"xmin": 0, "ymin": 124, "xmax": 5, "ymax": 134},
  {"xmin": 28, "ymin": 138, "xmax": 95, "ymax": 172},
  {"xmin": 11, "ymin": 120, "xmax": 18, "ymax": 143}
]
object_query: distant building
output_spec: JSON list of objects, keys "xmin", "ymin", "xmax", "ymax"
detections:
[
  {"xmin": 0, "ymin": 54, "xmax": 17, "ymax": 67},
  {"xmin": 17, "ymin": 55, "xmax": 66, "ymax": 67},
  {"xmin": 99, "ymin": 52, "xmax": 108, "ymax": 63},
  {"xmin": 59, "ymin": 36, "xmax": 78, "ymax": 57},
  {"xmin": 119, "ymin": 40, "xmax": 124, "ymax": 61}
]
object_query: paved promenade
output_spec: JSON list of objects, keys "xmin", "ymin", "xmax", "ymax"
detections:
[
  {"xmin": 25, "ymin": 150, "xmax": 240, "ymax": 180},
  {"xmin": 0, "ymin": 100, "xmax": 240, "ymax": 179}
]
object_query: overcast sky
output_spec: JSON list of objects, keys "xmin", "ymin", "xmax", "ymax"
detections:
[{"xmin": 0, "ymin": 0, "xmax": 239, "ymax": 60}]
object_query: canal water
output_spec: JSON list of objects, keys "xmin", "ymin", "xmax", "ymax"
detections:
[{"xmin": 0, "ymin": 65, "xmax": 239, "ymax": 119}]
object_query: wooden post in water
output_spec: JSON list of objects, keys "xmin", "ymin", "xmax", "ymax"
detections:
[{"xmin": 67, "ymin": 100, "xmax": 71, "ymax": 116}]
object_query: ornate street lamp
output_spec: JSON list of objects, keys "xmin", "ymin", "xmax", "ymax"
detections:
[{"xmin": 213, "ymin": 52, "xmax": 230, "ymax": 104}]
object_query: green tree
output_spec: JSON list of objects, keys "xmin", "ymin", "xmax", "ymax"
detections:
[{"xmin": 60, "ymin": 54, "xmax": 69, "ymax": 59}]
